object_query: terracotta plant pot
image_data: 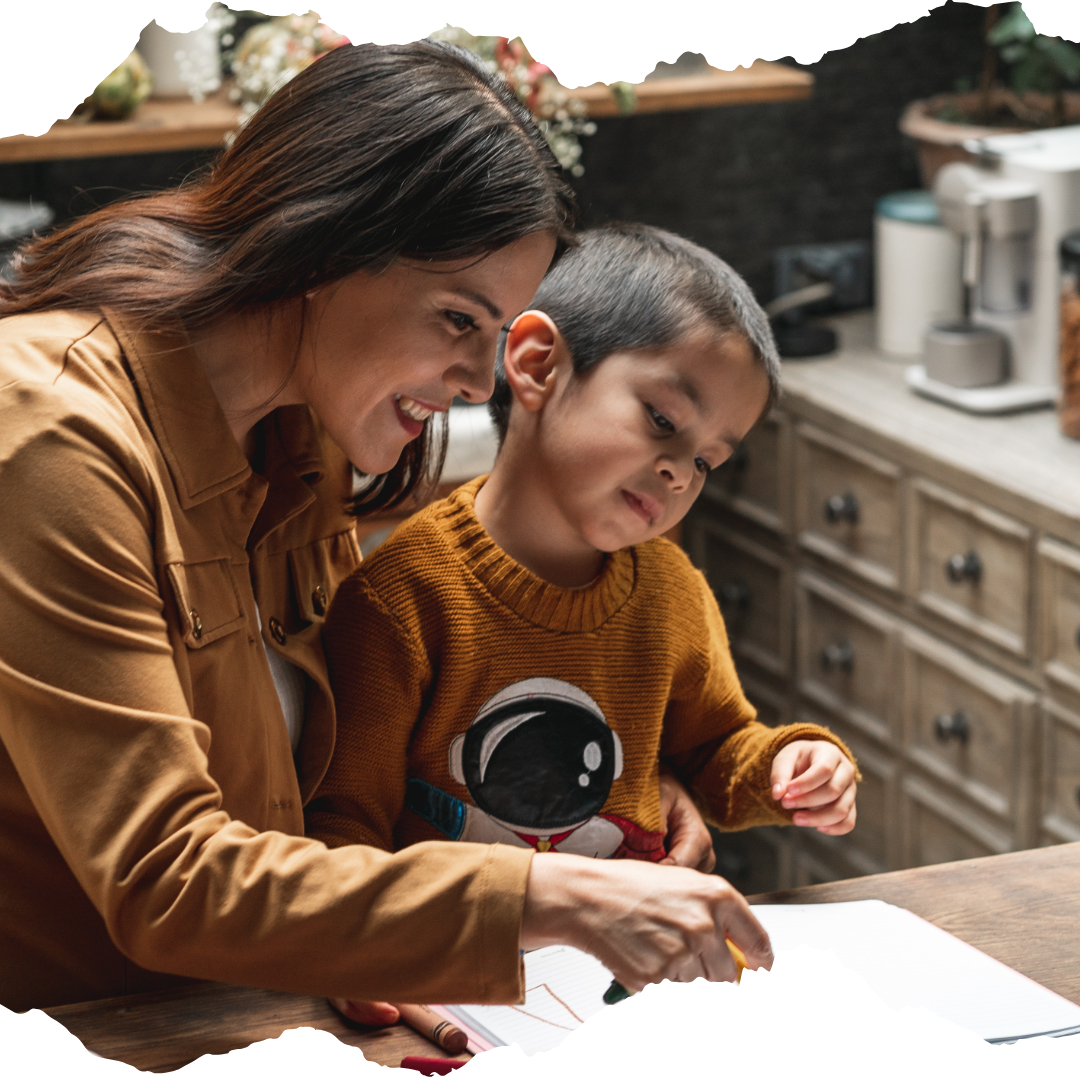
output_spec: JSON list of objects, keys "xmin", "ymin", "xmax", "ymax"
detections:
[{"xmin": 899, "ymin": 88, "xmax": 1080, "ymax": 187}]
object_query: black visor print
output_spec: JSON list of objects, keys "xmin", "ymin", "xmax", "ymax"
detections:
[{"xmin": 460, "ymin": 696, "xmax": 619, "ymax": 830}]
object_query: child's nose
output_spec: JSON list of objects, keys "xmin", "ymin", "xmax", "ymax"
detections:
[{"xmin": 657, "ymin": 456, "xmax": 692, "ymax": 493}]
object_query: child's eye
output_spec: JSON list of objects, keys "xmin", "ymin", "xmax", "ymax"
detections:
[
  {"xmin": 445, "ymin": 310, "xmax": 478, "ymax": 332},
  {"xmin": 647, "ymin": 406, "xmax": 675, "ymax": 432},
  {"xmin": 694, "ymin": 456, "xmax": 711, "ymax": 475}
]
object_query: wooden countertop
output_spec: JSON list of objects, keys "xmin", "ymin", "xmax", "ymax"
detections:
[
  {"xmin": 0, "ymin": 61, "xmax": 811, "ymax": 165},
  {"xmin": 42, "ymin": 843, "xmax": 1080, "ymax": 1071},
  {"xmin": 783, "ymin": 312, "xmax": 1080, "ymax": 539}
]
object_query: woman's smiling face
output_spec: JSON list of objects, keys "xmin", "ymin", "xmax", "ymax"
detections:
[{"xmin": 294, "ymin": 231, "xmax": 556, "ymax": 475}]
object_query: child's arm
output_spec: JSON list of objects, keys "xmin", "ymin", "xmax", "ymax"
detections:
[
  {"xmin": 660, "ymin": 568, "xmax": 858, "ymax": 832},
  {"xmin": 305, "ymin": 570, "xmax": 432, "ymax": 851}
]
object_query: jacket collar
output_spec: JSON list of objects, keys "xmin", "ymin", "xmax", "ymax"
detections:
[
  {"xmin": 104, "ymin": 308, "xmax": 251, "ymax": 510},
  {"xmin": 103, "ymin": 309, "xmax": 326, "ymax": 513}
]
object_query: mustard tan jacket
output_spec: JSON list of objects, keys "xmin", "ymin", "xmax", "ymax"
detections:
[{"xmin": 0, "ymin": 309, "xmax": 532, "ymax": 1011}]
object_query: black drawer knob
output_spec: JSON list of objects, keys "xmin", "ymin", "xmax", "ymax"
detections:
[
  {"xmin": 824, "ymin": 493, "xmax": 859, "ymax": 524},
  {"xmin": 719, "ymin": 580, "xmax": 752, "ymax": 612},
  {"xmin": 934, "ymin": 710, "xmax": 970, "ymax": 744},
  {"xmin": 945, "ymin": 551, "xmax": 983, "ymax": 584},
  {"xmin": 821, "ymin": 641, "xmax": 855, "ymax": 673}
]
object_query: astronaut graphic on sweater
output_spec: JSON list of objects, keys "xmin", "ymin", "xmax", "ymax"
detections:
[{"xmin": 404, "ymin": 678, "xmax": 666, "ymax": 861}]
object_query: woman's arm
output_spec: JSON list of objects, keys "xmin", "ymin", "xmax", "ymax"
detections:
[{"xmin": 0, "ymin": 385, "xmax": 532, "ymax": 1007}]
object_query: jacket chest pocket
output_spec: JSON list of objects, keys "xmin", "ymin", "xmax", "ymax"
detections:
[
  {"xmin": 287, "ymin": 529, "xmax": 362, "ymax": 626},
  {"xmin": 167, "ymin": 559, "xmax": 246, "ymax": 648}
]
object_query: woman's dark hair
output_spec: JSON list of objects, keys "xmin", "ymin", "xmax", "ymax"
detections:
[
  {"xmin": 0, "ymin": 40, "xmax": 577, "ymax": 514},
  {"xmin": 488, "ymin": 223, "xmax": 780, "ymax": 442}
]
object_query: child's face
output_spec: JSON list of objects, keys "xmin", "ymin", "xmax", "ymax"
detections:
[{"xmin": 530, "ymin": 326, "xmax": 769, "ymax": 552}]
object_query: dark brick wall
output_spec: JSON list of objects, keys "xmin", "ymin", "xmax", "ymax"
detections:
[
  {"xmin": 0, "ymin": 3, "xmax": 988, "ymax": 300},
  {"xmin": 0, "ymin": 150, "xmax": 217, "ymax": 226},
  {"xmin": 569, "ymin": 1, "xmax": 987, "ymax": 299}
]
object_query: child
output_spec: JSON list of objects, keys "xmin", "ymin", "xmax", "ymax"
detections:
[{"xmin": 307, "ymin": 224, "xmax": 857, "ymax": 865}]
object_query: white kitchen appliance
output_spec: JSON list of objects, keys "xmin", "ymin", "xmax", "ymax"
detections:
[{"xmin": 906, "ymin": 124, "xmax": 1080, "ymax": 414}]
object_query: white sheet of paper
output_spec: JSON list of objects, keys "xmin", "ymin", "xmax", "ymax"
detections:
[
  {"xmin": 452, "ymin": 900, "xmax": 1080, "ymax": 1055},
  {"xmin": 751, "ymin": 899, "xmax": 1080, "ymax": 1042}
]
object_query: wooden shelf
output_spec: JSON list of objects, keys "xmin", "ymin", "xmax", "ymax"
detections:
[
  {"xmin": 566, "ymin": 60, "xmax": 812, "ymax": 118},
  {"xmin": 0, "ymin": 90, "xmax": 243, "ymax": 164},
  {"xmin": 0, "ymin": 61, "xmax": 812, "ymax": 165}
]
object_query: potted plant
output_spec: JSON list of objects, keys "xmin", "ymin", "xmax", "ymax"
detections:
[
  {"xmin": 899, "ymin": 3, "xmax": 1080, "ymax": 186},
  {"xmin": 427, "ymin": 27, "xmax": 600, "ymax": 176}
]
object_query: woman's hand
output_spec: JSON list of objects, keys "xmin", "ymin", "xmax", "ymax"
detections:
[
  {"xmin": 771, "ymin": 740, "xmax": 857, "ymax": 836},
  {"xmin": 657, "ymin": 770, "xmax": 716, "ymax": 872},
  {"xmin": 521, "ymin": 853, "xmax": 772, "ymax": 992}
]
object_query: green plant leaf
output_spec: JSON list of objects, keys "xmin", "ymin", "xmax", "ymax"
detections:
[
  {"xmin": 1036, "ymin": 35, "xmax": 1080, "ymax": 83},
  {"xmin": 1010, "ymin": 51, "xmax": 1055, "ymax": 94},
  {"xmin": 988, "ymin": 2, "xmax": 1036, "ymax": 46}
]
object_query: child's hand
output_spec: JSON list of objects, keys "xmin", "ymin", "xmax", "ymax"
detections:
[{"xmin": 770, "ymin": 740, "xmax": 856, "ymax": 835}]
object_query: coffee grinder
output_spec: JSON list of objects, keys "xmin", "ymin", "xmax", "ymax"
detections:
[{"xmin": 906, "ymin": 124, "xmax": 1080, "ymax": 414}]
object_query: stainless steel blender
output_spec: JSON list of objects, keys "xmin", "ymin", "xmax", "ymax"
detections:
[{"xmin": 906, "ymin": 124, "xmax": 1080, "ymax": 414}]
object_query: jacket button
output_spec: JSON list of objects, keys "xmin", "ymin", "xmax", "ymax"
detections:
[
  {"xmin": 189, "ymin": 610, "xmax": 203, "ymax": 640},
  {"xmin": 268, "ymin": 617, "xmax": 286, "ymax": 646},
  {"xmin": 312, "ymin": 584, "xmax": 328, "ymax": 617}
]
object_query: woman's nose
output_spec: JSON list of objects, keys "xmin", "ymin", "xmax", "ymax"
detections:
[{"xmin": 446, "ymin": 343, "xmax": 496, "ymax": 404}]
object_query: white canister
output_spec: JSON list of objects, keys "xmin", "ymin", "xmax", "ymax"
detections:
[
  {"xmin": 137, "ymin": 19, "xmax": 221, "ymax": 100},
  {"xmin": 874, "ymin": 190, "xmax": 963, "ymax": 356}
]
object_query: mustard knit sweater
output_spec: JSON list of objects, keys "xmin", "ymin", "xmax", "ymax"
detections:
[{"xmin": 308, "ymin": 478, "xmax": 854, "ymax": 859}]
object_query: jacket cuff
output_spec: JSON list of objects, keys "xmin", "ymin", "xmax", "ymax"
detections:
[{"xmin": 475, "ymin": 843, "xmax": 533, "ymax": 1004}]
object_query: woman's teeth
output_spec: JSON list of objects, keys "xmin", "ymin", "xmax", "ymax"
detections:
[{"xmin": 396, "ymin": 395, "xmax": 434, "ymax": 422}]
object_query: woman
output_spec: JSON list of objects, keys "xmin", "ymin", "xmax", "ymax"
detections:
[{"xmin": 0, "ymin": 40, "xmax": 771, "ymax": 1013}]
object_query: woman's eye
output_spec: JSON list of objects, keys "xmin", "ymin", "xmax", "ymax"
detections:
[
  {"xmin": 445, "ymin": 310, "xmax": 478, "ymax": 332},
  {"xmin": 694, "ymin": 456, "xmax": 711, "ymax": 475},
  {"xmin": 648, "ymin": 406, "xmax": 675, "ymax": 433}
]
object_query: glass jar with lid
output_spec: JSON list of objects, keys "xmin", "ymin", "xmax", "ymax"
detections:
[{"xmin": 1060, "ymin": 231, "xmax": 1080, "ymax": 439}]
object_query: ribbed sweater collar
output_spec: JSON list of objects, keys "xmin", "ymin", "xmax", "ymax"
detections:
[{"xmin": 435, "ymin": 477, "xmax": 636, "ymax": 633}]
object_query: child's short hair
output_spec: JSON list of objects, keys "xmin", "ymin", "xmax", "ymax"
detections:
[{"xmin": 488, "ymin": 222, "xmax": 781, "ymax": 442}]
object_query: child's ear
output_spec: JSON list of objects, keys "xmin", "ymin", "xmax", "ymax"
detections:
[{"xmin": 503, "ymin": 311, "xmax": 565, "ymax": 414}]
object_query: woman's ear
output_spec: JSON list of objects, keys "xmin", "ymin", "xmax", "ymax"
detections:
[{"xmin": 503, "ymin": 311, "xmax": 565, "ymax": 414}]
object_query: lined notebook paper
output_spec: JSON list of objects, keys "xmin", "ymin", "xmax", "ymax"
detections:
[
  {"xmin": 444, "ymin": 945, "xmax": 613, "ymax": 1055},
  {"xmin": 444, "ymin": 900, "xmax": 1080, "ymax": 1054}
]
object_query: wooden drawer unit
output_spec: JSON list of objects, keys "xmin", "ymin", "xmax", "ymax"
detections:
[
  {"xmin": 703, "ymin": 410, "xmax": 789, "ymax": 535},
  {"xmin": 680, "ymin": 314, "xmax": 1080, "ymax": 890},
  {"xmin": 795, "ymin": 570, "xmax": 899, "ymax": 745},
  {"xmin": 687, "ymin": 518, "xmax": 791, "ymax": 679},
  {"xmin": 800, "ymin": 710, "xmax": 899, "ymax": 875},
  {"xmin": 1038, "ymin": 536, "xmax": 1080, "ymax": 696},
  {"xmin": 740, "ymin": 670, "xmax": 790, "ymax": 727},
  {"xmin": 794, "ymin": 423, "xmax": 902, "ymax": 593},
  {"xmin": 909, "ymin": 478, "xmax": 1033, "ymax": 659},
  {"xmin": 901, "ymin": 772, "xmax": 1012, "ymax": 867},
  {"xmin": 901, "ymin": 625, "xmax": 1036, "ymax": 829},
  {"xmin": 1040, "ymin": 697, "xmax": 1080, "ymax": 844}
]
